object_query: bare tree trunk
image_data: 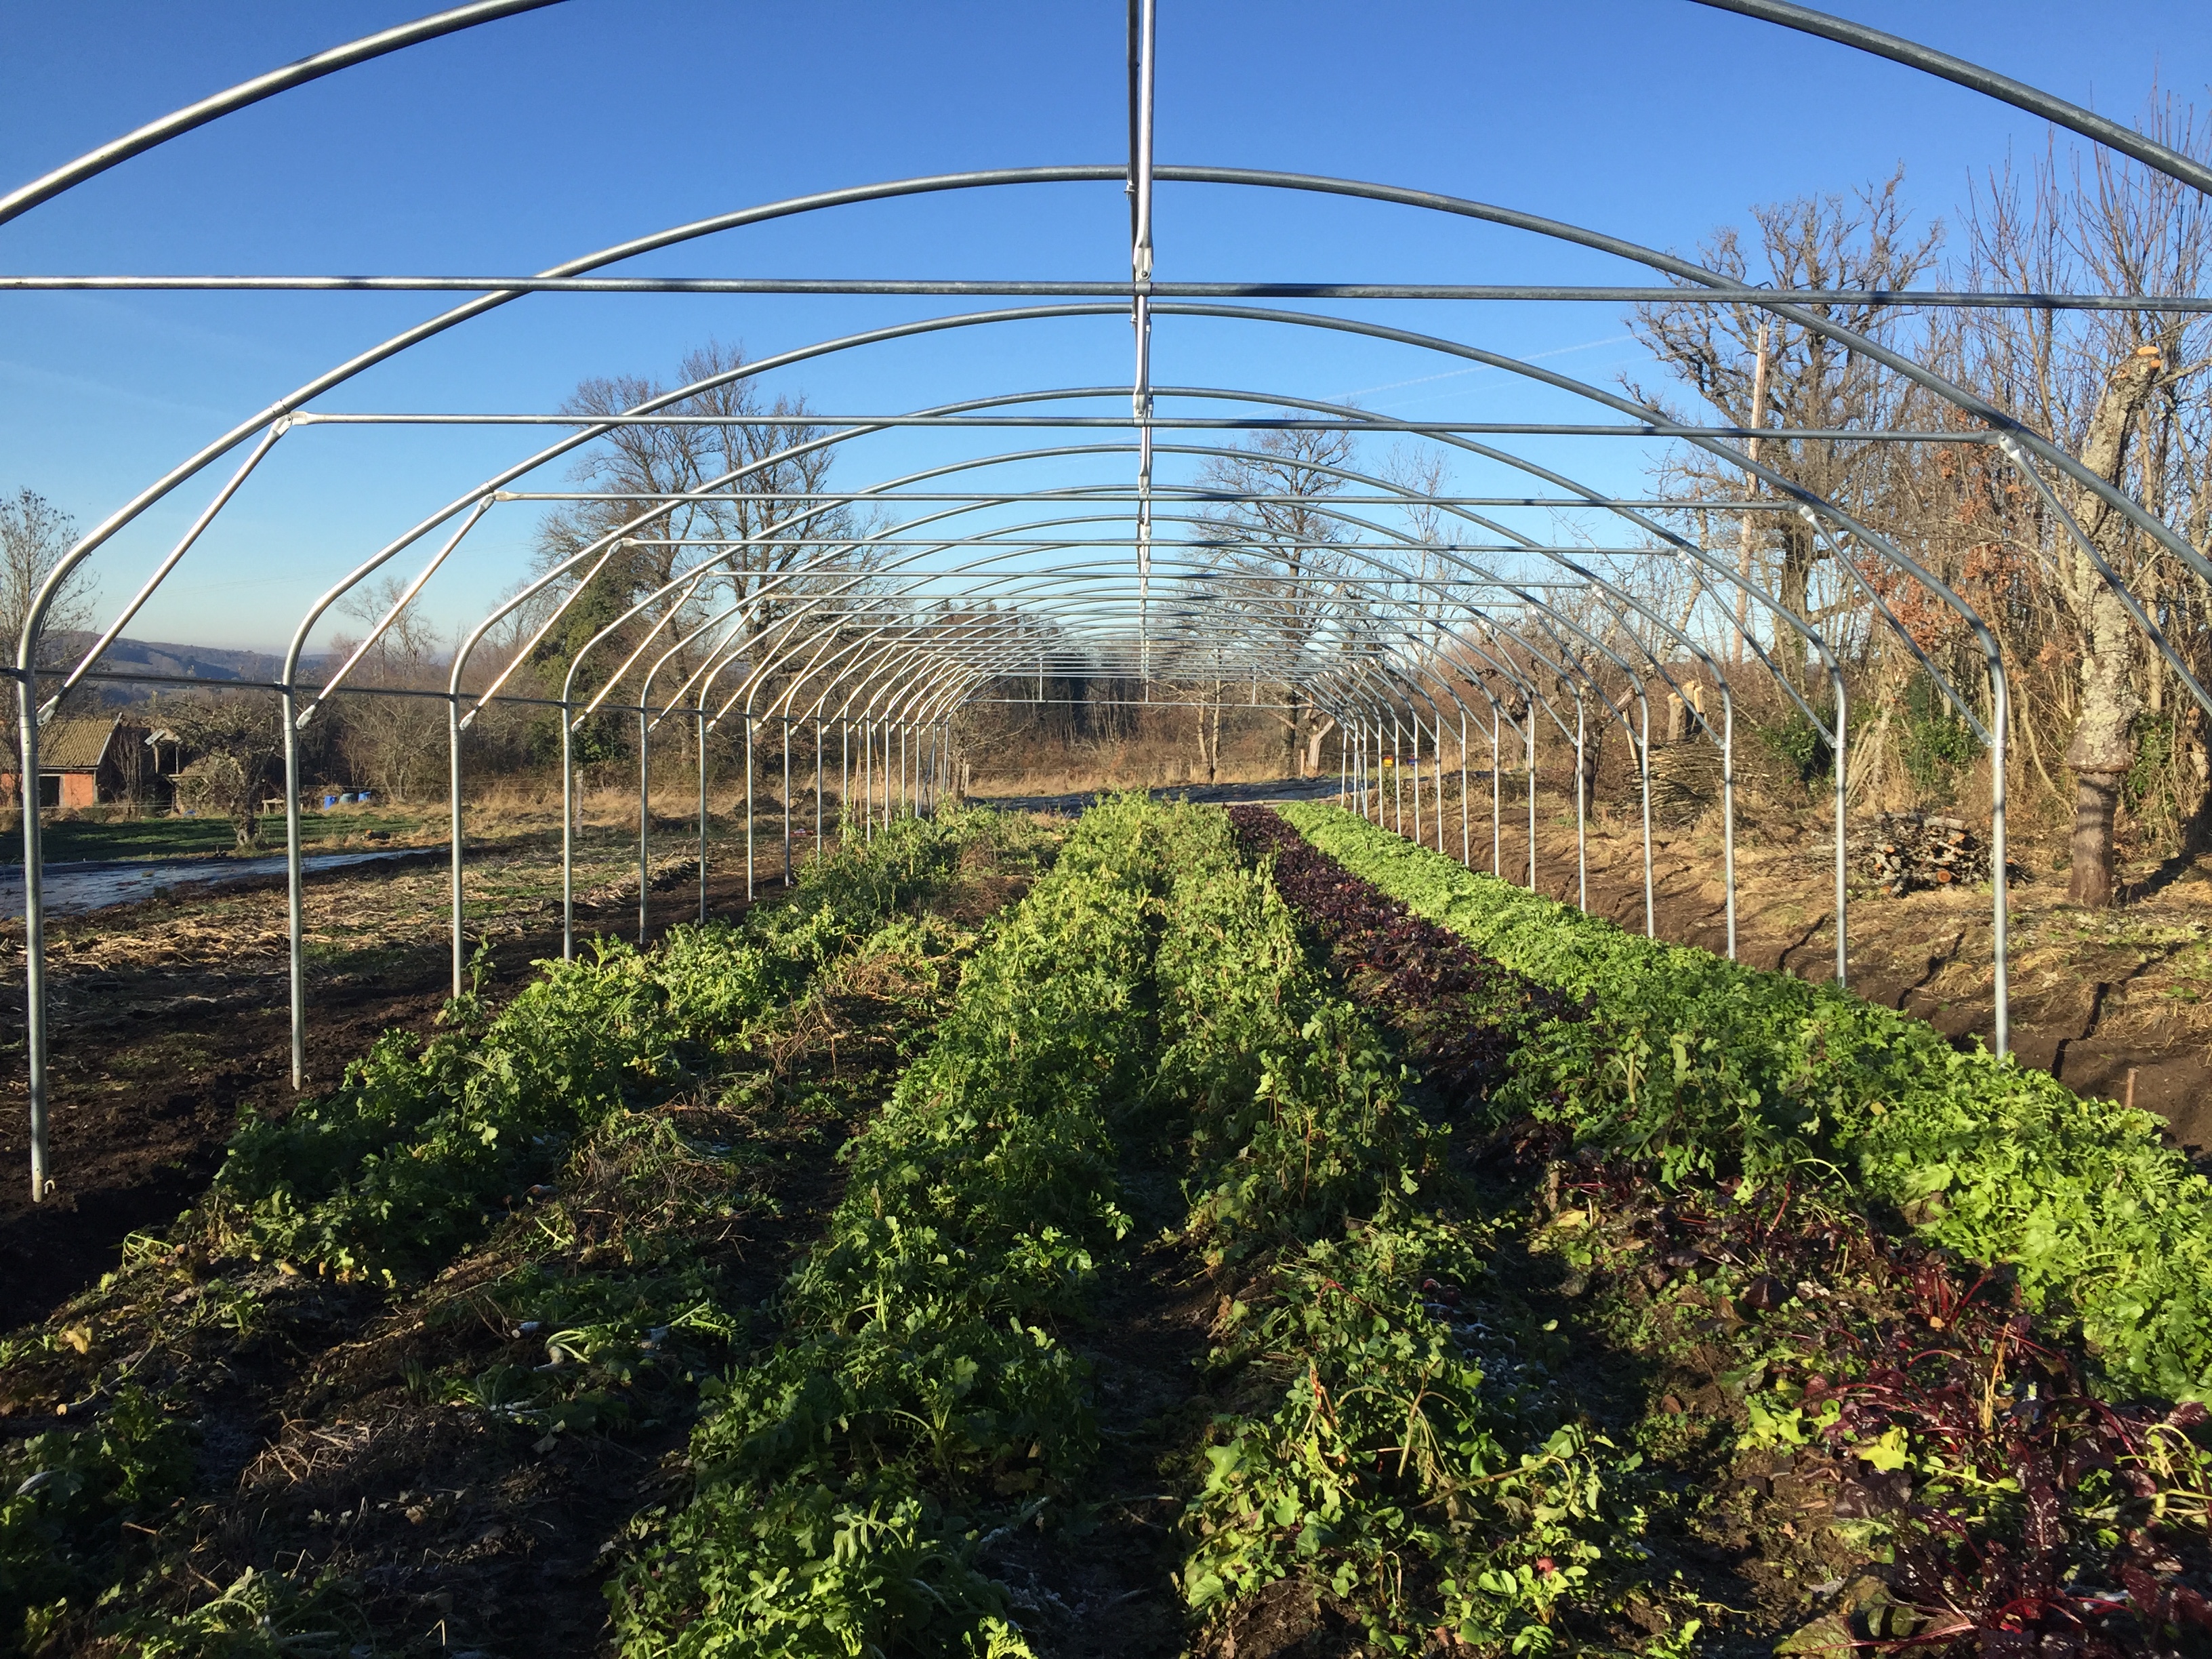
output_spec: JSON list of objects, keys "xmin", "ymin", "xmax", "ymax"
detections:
[
  {"xmin": 1735, "ymin": 323, "xmax": 1771, "ymax": 670},
  {"xmin": 2065, "ymin": 346, "xmax": 2163, "ymax": 907},
  {"xmin": 1302, "ymin": 713, "xmax": 1336, "ymax": 777},
  {"xmin": 1778, "ymin": 517, "xmax": 1815, "ymax": 687}
]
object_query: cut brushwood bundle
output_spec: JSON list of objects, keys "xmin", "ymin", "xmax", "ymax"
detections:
[
  {"xmin": 580, "ymin": 855, "xmax": 701, "ymax": 909},
  {"xmin": 1645, "ymin": 739, "xmax": 1722, "ymax": 826}
]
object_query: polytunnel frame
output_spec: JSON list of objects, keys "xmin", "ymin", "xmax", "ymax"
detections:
[
  {"xmin": 617, "ymin": 496, "xmax": 1664, "ymax": 956},
  {"xmin": 450, "ymin": 393, "xmax": 1861, "ymax": 982},
  {"xmin": 9, "ymin": 1, "xmax": 2209, "ymax": 1199}
]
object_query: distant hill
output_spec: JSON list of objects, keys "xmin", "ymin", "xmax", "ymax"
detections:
[{"xmin": 46, "ymin": 634, "xmax": 334, "ymax": 696}]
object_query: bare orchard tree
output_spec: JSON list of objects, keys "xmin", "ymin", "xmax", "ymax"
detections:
[
  {"xmin": 1193, "ymin": 425, "xmax": 1358, "ymax": 777},
  {"xmin": 167, "ymin": 694, "xmax": 285, "ymax": 847},
  {"xmin": 328, "ymin": 575, "xmax": 449, "ymax": 804},
  {"xmin": 1940, "ymin": 106, "xmax": 2212, "ymax": 903},
  {"xmin": 1624, "ymin": 171, "xmax": 1942, "ymax": 689}
]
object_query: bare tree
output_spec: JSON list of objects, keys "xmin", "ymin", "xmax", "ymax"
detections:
[
  {"xmin": 328, "ymin": 575, "xmax": 448, "ymax": 804},
  {"xmin": 1193, "ymin": 425, "xmax": 1360, "ymax": 776},
  {"xmin": 0, "ymin": 489, "xmax": 99, "ymax": 807},
  {"xmin": 529, "ymin": 341, "xmax": 874, "ymax": 736},
  {"xmin": 1940, "ymin": 105, "xmax": 2212, "ymax": 901},
  {"xmin": 167, "ymin": 695, "xmax": 285, "ymax": 847},
  {"xmin": 1625, "ymin": 171, "xmax": 1942, "ymax": 689},
  {"xmin": 0, "ymin": 489, "xmax": 96, "ymax": 660}
]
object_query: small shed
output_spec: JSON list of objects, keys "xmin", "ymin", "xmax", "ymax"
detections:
[{"xmin": 2, "ymin": 715, "xmax": 158, "ymax": 808}]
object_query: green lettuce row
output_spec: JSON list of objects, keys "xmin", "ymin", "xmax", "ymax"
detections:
[
  {"xmin": 209, "ymin": 811, "xmax": 993, "ymax": 1284},
  {"xmin": 1153, "ymin": 844, "xmax": 1618, "ymax": 1652},
  {"xmin": 1279, "ymin": 802, "xmax": 2212, "ymax": 1402},
  {"xmin": 608, "ymin": 796, "xmax": 1236, "ymax": 1659}
]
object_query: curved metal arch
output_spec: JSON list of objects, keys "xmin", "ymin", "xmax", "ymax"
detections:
[{"xmin": 16, "ymin": 16, "xmax": 2207, "ymax": 1193}]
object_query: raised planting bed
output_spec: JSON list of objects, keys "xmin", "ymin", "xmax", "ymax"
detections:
[
  {"xmin": 1, "ymin": 808, "xmax": 1057, "ymax": 1658},
  {"xmin": 1279, "ymin": 800, "xmax": 2212, "ymax": 1406},
  {"xmin": 1246, "ymin": 802, "xmax": 2212, "ymax": 1656}
]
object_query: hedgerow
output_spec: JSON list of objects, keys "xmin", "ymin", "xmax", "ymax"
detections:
[{"xmin": 1279, "ymin": 801, "xmax": 2212, "ymax": 1402}]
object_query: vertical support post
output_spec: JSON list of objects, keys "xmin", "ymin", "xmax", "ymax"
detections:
[
  {"xmin": 1575, "ymin": 695, "xmax": 1587, "ymax": 912},
  {"xmin": 1990, "ymin": 665, "xmax": 2010, "ymax": 1058},
  {"xmin": 1721, "ymin": 689, "xmax": 1738, "ymax": 961},
  {"xmin": 1832, "ymin": 675, "xmax": 1849, "ymax": 989},
  {"xmin": 840, "ymin": 718, "xmax": 850, "ymax": 844},
  {"xmin": 19, "ymin": 667, "xmax": 49, "ymax": 1202},
  {"xmin": 743, "ymin": 716, "xmax": 755, "ymax": 901},
  {"xmin": 697, "ymin": 709, "xmax": 708, "ymax": 926},
  {"xmin": 815, "ymin": 718, "xmax": 825, "ymax": 861},
  {"xmin": 1433, "ymin": 719, "xmax": 1445, "ymax": 854},
  {"xmin": 637, "ymin": 709, "xmax": 650, "ymax": 946},
  {"xmin": 782, "ymin": 715, "xmax": 792, "ymax": 886},
  {"xmin": 1459, "ymin": 710, "xmax": 1469, "ymax": 867},
  {"xmin": 1490, "ymin": 708, "xmax": 1501, "ymax": 878},
  {"xmin": 1638, "ymin": 694, "xmax": 1654, "ymax": 939},
  {"xmin": 1525, "ymin": 703, "xmax": 1537, "ymax": 893},
  {"xmin": 561, "ymin": 701, "xmax": 575, "ymax": 960},
  {"xmin": 1391, "ymin": 712, "xmax": 1404, "ymax": 836},
  {"xmin": 283, "ymin": 684, "xmax": 306, "ymax": 1088},
  {"xmin": 449, "ymin": 688, "xmax": 466, "ymax": 998},
  {"xmin": 1410, "ymin": 715, "xmax": 1423, "ymax": 846}
]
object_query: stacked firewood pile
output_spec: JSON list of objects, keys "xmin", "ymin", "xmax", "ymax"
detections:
[{"xmin": 1857, "ymin": 811, "xmax": 1991, "ymax": 897}]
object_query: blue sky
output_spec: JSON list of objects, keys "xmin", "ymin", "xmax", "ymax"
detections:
[{"xmin": 0, "ymin": 0, "xmax": 2203, "ymax": 651}]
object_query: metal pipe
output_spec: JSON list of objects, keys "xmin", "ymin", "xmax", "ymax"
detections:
[
  {"xmin": 1527, "ymin": 699, "xmax": 1538, "ymax": 893},
  {"xmin": 562, "ymin": 697, "xmax": 576, "ymax": 960},
  {"xmin": 1459, "ymin": 710, "xmax": 1469, "ymax": 867},
  {"xmin": 445, "ymin": 685, "xmax": 467, "ymax": 996},
  {"xmin": 1638, "ymin": 695, "xmax": 1654, "ymax": 938},
  {"xmin": 698, "ymin": 709, "xmax": 709, "ymax": 926}
]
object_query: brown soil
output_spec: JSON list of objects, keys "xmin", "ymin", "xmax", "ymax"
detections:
[
  {"xmin": 991, "ymin": 1225, "xmax": 1220, "ymax": 1657},
  {"xmin": 0, "ymin": 833, "xmax": 809, "ymax": 1328}
]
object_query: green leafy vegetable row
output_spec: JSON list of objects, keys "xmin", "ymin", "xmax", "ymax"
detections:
[
  {"xmin": 1279, "ymin": 801, "xmax": 2212, "ymax": 1401},
  {"xmin": 205, "ymin": 812, "xmax": 990, "ymax": 1285},
  {"xmin": 5, "ymin": 814, "xmax": 1021, "ymax": 1656},
  {"xmin": 1153, "ymin": 835, "xmax": 1619, "ymax": 1654},
  {"xmin": 608, "ymin": 795, "xmax": 1233, "ymax": 1658}
]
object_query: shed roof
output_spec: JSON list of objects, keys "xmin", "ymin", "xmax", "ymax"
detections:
[{"xmin": 39, "ymin": 716, "xmax": 119, "ymax": 773}]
